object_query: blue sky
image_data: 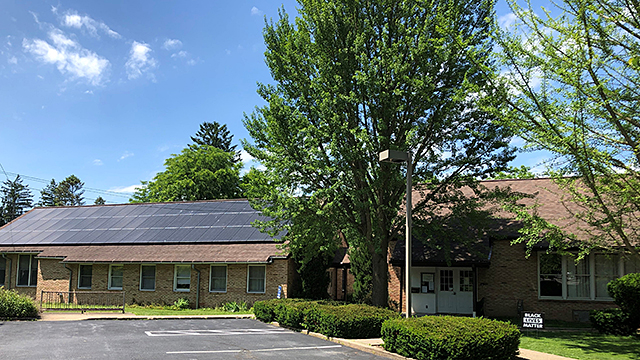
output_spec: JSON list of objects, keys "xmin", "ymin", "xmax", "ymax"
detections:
[{"xmin": 0, "ymin": 0, "xmax": 544, "ymax": 204}]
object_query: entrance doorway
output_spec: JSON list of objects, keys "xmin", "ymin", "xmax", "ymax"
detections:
[{"xmin": 436, "ymin": 268, "xmax": 474, "ymax": 314}]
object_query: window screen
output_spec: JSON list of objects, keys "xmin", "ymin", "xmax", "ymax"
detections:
[
  {"xmin": 140, "ymin": 265, "xmax": 156, "ymax": 291},
  {"xmin": 210, "ymin": 265, "xmax": 227, "ymax": 292},
  {"xmin": 248, "ymin": 265, "xmax": 265, "ymax": 293}
]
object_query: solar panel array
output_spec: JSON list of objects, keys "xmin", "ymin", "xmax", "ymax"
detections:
[{"xmin": 0, "ymin": 200, "xmax": 284, "ymax": 245}]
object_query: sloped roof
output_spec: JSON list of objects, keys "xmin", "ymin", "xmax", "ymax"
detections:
[{"xmin": 0, "ymin": 199, "xmax": 284, "ymax": 246}]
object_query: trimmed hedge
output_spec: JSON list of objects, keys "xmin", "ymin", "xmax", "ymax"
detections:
[
  {"xmin": 381, "ymin": 316, "xmax": 520, "ymax": 360},
  {"xmin": 608, "ymin": 273, "xmax": 640, "ymax": 323},
  {"xmin": 253, "ymin": 299, "xmax": 398, "ymax": 338},
  {"xmin": 589, "ymin": 308, "xmax": 637, "ymax": 336},
  {"xmin": 0, "ymin": 287, "xmax": 39, "ymax": 319}
]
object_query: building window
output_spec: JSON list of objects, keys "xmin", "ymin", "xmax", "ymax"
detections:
[
  {"xmin": 460, "ymin": 270, "xmax": 474, "ymax": 292},
  {"xmin": 140, "ymin": 265, "xmax": 156, "ymax": 291},
  {"xmin": 109, "ymin": 265, "xmax": 123, "ymax": 290},
  {"xmin": 626, "ymin": 256, "xmax": 640, "ymax": 274},
  {"xmin": 566, "ymin": 257, "xmax": 590, "ymax": 299},
  {"xmin": 539, "ymin": 253, "xmax": 562, "ymax": 297},
  {"xmin": 174, "ymin": 265, "xmax": 191, "ymax": 292},
  {"xmin": 17, "ymin": 254, "xmax": 38, "ymax": 287},
  {"xmin": 247, "ymin": 265, "xmax": 266, "ymax": 293},
  {"xmin": 440, "ymin": 269, "xmax": 453, "ymax": 291},
  {"xmin": 0, "ymin": 256, "xmax": 5, "ymax": 287},
  {"xmin": 595, "ymin": 254, "xmax": 619, "ymax": 299},
  {"xmin": 78, "ymin": 265, "xmax": 92, "ymax": 289},
  {"xmin": 210, "ymin": 265, "xmax": 227, "ymax": 292}
]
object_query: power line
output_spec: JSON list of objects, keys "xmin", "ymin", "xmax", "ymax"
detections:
[{"xmin": 4, "ymin": 171, "xmax": 134, "ymax": 199}]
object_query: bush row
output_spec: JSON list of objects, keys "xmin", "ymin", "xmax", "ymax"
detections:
[
  {"xmin": 589, "ymin": 273, "xmax": 640, "ymax": 335},
  {"xmin": 253, "ymin": 299, "xmax": 398, "ymax": 338},
  {"xmin": 381, "ymin": 316, "xmax": 521, "ymax": 360},
  {"xmin": 0, "ymin": 287, "xmax": 39, "ymax": 319}
]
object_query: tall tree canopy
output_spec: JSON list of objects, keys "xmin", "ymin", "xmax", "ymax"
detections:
[
  {"xmin": 130, "ymin": 145, "xmax": 243, "ymax": 203},
  {"xmin": 492, "ymin": 0, "xmax": 640, "ymax": 261},
  {"xmin": 0, "ymin": 175, "xmax": 33, "ymax": 225},
  {"xmin": 243, "ymin": 0, "xmax": 513, "ymax": 306},
  {"xmin": 191, "ymin": 121, "xmax": 240, "ymax": 163},
  {"xmin": 36, "ymin": 175, "xmax": 85, "ymax": 207}
]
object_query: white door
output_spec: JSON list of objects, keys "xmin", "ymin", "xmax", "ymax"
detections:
[{"xmin": 436, "ymin": 268, "xmax": 474, "ymax": 314}]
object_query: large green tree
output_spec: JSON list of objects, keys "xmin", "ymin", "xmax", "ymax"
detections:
[
  {"xmin": 0, "ymin": 175, "xmax": 33, "ymax": 225},
  {"xmin": 130, "ymin": 145, "xmax": 243, "ymax": 203},
  {"xmin": 492, "ymin": 0, "xmax": 640, "ymax": 261},
  {"xmin": 36, "ymin": 175, "xmax": 85, "ymax": 207},
  {"xmin": 191, "ymin": 121, "xmax": 240, "ymax": 163},
  {"xmin": 243, "ymin": 0, "xmax": 513, "ymax": 306}
]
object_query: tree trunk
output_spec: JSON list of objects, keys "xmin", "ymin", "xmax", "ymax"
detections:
[{"xmin": 370, "ymin": 238, "xmax": 389, "ymax": 307}]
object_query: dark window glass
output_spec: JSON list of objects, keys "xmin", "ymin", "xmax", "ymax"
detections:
[
  {"xmin": 175, "ymin": 265, "xmax": 190, "ymax": 290},
  {"xmin": 0, "ymin": 257, "xmax": 5, "ymax": 286},
  {"xmin": 210, "ymin": 265, "xmax": 227, "ymax": 292},
  {"xmin": 248, "ymin": 266, "xmax": 265, "ymax": 293},
  {"xmin": 540, "ymin": 253, "xmax": 562, "ymax": 297},
  {"xmin": 79, "ymin": 265, "xmax": 92, "ymax": 289},
  {"xmin": 440, "ymin": 270, "xmax": 453, "ymax": 291},
  {"xmin": 17, "ymin": 255, "xmax": 36, "ymax": 286},
  {"xmin": 140, "ymin": 265, "xmax": 155, "ymax": 290}
]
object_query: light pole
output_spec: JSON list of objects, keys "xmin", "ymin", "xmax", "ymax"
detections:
[{"xmin": 379, "ymin": 149, "xmax": 412, "ymax": 318}]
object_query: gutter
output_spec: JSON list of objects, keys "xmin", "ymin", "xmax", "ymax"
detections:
[
  {"xmin": 2, "ymin": 254, "xmax": 11, "ymax": 289},
  {"xmin": 64, "ymin": 264, "xmax": 73, "ymax": 292},
  {"xmin": 192, "ymin": 265, "xmax": 201, "ymax": 309}
]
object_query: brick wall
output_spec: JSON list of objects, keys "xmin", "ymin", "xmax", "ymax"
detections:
[
  {"xmin": 31, "ymin": 259, "xmax": 293, "ymax": 309},
  {"xmin": 2, "ymin": 254, "xmax": 37, "ymax": 299}
]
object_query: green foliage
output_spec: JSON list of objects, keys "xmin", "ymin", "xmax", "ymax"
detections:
[
  {"xmin": 491, "ymin": 0, "xmax": 640, "ymax": 260},
  {"xmin": 589, "ymin": 309, "xmax": 637, "ymax": 336},
  {"xmin": 490, "ymin": 165, "xmax": 535, "ymax": 180},
  {"xmin": 222, "ymin": 301, "xmax": 248, "ymax": 312},
  {"xmin": 244, "ymin": 0, "xmax": 514, "ymax": 307},
  {"xmin": 130, "ymin": 145, "xmax": 242, "ymax": 203},
  {"xmin": 0, "ymin": 175, "xmax": 33, "ymax": 225},
  {"xmin": 37, "ymin": 175, "xmax": 85, "ymax": 207},
  {"xmin": 190, "ymin": 121, "xmax": 240, "ymax": 163},
  {"xmin": 253, "ymin": 299, "xmax": 398, "ymax": 338},
  {"xmin": 608, "ymin": 273, "xmax": 640, "ymax": 322},
  {"xmin": 93, "ymin": 196, "xmax": 106, "ymax": 205},
  {"xmin": 172, "ymin": 297, "xmax": 190, "ymax": 310},
  {"xmin": 305, "ymin": 303, "xmax": 399, "ymax": 338},
  {"xmin": 0, "ymin": 287, "xmax": 39, "ymax": 319},
  {"xmin": 295, "ymin": 252, "xmax": 332, "ymax": 300},
  {"xmin": 381, "ymin": 316, "xmax": 521, "ymax": 360}
]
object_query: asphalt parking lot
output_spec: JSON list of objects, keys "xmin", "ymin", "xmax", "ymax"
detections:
[{"xmin": 0, "ymin": 318, "xmax": 389, "ymax": 359}]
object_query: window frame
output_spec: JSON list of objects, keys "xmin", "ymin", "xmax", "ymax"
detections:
[
  {"xmin": 16, "ymin": 254, "xmax": 38, "ymax": 287},
  {"xmin": 209, "ymin": 264, "xmax": 227, "ymax": 293},
  {"xmin": 139, "ymin": 264, "xmax": 156, "ymax": 291},
  {"xmin": 174, "ymin": 264, "xmax": 191, "ymax": 292},
  {"xmin": 0, "ymin": 256, "xmax": 6, "ymax": 287},
  {"xmin": 78, "ymin": 264, "xmax": 92, "ymax": 290},
  {"xmin": 108, "ymin": 264, "xmax": 124, "ymax": 290},
  {"xmin": 247, "ymin": 265, "xmax": 266, "ymax": 294}
]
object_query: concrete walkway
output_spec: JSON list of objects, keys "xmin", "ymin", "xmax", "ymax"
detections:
[{"xmin": 37, "ymin": 312, "xmax": 576, "ymax": 360}]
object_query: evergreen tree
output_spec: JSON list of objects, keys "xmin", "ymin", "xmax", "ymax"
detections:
[
  {"xmin": 94, "ymin": 196, "xmax": 106, "ymax": 205},
  {"xmin": 0, "ymin": 175, "xmax": 33, "ymax": 224},
  {"xmin": 37, "ymin": 179, "xmax": 58, "ymax": 207},
  {"xmin": 55, "ymin": 175, "xmax": 85, "ymax": 206},
  {"xmin": 191, "ymin": 121, "xmax": 240, "ymax": 163}
]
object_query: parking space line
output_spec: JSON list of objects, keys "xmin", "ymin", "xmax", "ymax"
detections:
[
  {"xmin": 146, "ymin": 328, "xmax": 287, "ymax": 337},
  {"xmin": 167, "ymin": 345, "xmax": 342, "ymax": 354}
]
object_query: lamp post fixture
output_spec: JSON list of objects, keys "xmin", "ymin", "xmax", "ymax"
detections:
[{"xmin": 379, "ymin": 149, "xmax": 412, "ymax": 318}]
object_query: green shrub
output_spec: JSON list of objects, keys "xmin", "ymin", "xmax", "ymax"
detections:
[
  {"xmin": 381, "ymin": 316, "xmax": 520, "ymax": 360},
  {"xmin": 305, "ymin": 304, "xmax": 399, "ymax": 338},
  {"xmin": 589, "ymin": 308, "xmax": 637, "ymax": 336},
  {"xmin": 253, "ymin": 298, "xmax": 306, "ymax": 323},
  {"xmin": 608, "ymin": 273, "xmax": 640, "ymax": 323},
  {"xmin": 222, "ymin": 301, "xmax": 248, "ymax": 312},
  {"xmin": 0, "ymin": 287, "xmax": 39, "ymax": 319},
  {"xmin": 172, "ymin": 297, "xmax": 190, "ymax": 310}
]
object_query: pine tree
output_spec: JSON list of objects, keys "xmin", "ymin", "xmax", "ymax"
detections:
[
  {"xmin": 37, "ymin": 179, "xmax": 58, "ymax": 207},
  {"xmin": 191, "ymin": 121, "xmax": 240, "ymax": 163},
  {"xmin": 0, "ymin": 175, "xmax": 33, "ymax": 224},
  {"xmin": 94, "ymin": 196, "xmax": 106, "ymax": 205},
  {"xmin": 56, "ymin": 175, "xmax": 85, "ymax": 206}
]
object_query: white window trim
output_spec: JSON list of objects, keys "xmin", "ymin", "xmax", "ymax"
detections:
[
  {"xmin": 78, "ymin": 264, "xmax": 92, "ymax": 290},
  {"xmin": 174, "ymin": 264, "xmax": 191, "ymax": 292},
  {"xmin": 108, "ymin": 264, "xmax": 124, "ymax": 290},
  {"xmin": 209, "ymin": 264, "xmax": 228, "ymax": 293},
  {"xmin": 139, "ymin": 264, "xmax": 156, "ymax": 291},
  {"xmin": 16, "ymin": 254, "xmax": 37, "ymax": 288},
  {"xmin": 538, "ymin": 252, "xmax": 626, "ymax": 301},
  {"xmin": 247, "ymin": 264, "xmax": 266, "ymax": 294}
]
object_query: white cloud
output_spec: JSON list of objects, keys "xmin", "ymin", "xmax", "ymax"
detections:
[
  {"xmin": 498, "ymin": 13, "xmax": 517, "ymax": 30},
  {"xmin": 23, "ymin": 29, "xmax": 110, "ymax": 86},
  {"xmin": 162, "ymin": 39, "xmax": 182, "ymax": 50},
  {"xmin": 225, "ymin": 49, "xmax": 231, "ymax": 55},
  {"xmin": 109, "ymin": 184, "xmax": 143, "ymax": 193},
  {"xmin": 186, "ymin": 59, "xmax": 197, "ymax": 66},
  {"xmin": 240, "ymin": 150, "xmax": 255, "ymax": 163},
  {"xmin": 251, "ymin": 6, "xmax": 262, "ymax": 16},
  {"xmin": 125, "ymin": 41, "xmax": 157, "ymax": 80},
  {"xmin": 85, "ymin": 90, "xmax": 93, "ymax": 94},
  {"xmin": 57, "ymin": 9, "xmax": 121, "ymax": 39},
  {"xmin": 93, "ymin": 159, "xmax": 103, "ymax": 166},
  {"xmin": 119, "ymin": 151, "xmax": 134, "ymax": 161},
  {"xmin": 7, "ymin": 56, "xmax": 17, "ymax": 65},
  {"xmin": 171, "ymin": 50, "xmax": 188, "ymax": 58}
]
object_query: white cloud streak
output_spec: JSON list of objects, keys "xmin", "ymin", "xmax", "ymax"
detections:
[
  {"xmin": 56, "ymin": 9, "xmax": 121, "ymax": 39},
  {"xmin": 251, "ymin": 6, "xmax": 262, "ymax": 16},
  {"xmin": 93, "ymin": 159, "xmax": 103, "ymax": 166},
  {"xmin": 8, "ymin": 56, "xmax": 17, "ymax": 65},
  {"xmin": 22, "ymin": 29, "xmax": 110, "ymax": 86},
  {"xmin": 119, "ymin": 151, "xmax": 134, "ymax": 161},
  {"xmin": 498, "ymin": 13, "xmax": 517, "ymax": 30},
  {"xmin": 109, "ymin": 184, "xmax": 143, "ymax": 193},
  {"xmin": 162, "ymin": 39, "xmax": 182, "ymax": 50},
  {"xmin": 125, "ymin": 41, "xmax": 157, "ymax": 80}
]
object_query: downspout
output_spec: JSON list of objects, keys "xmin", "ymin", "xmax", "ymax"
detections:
[
  {"xmin": 64, "ymin": 264, "xmax": 73, "ymax": 292},
  {"xmin": 2, "ymin": 254, "xmax": 11, "ymax": 289},
  {"xmin": 192, "ymin": 265, "xmax": 201, "ymax": 309}
]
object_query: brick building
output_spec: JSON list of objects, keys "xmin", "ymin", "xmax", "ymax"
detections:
[
  {"xmin": 0, "ymin": 199, "xmax": 295, "ymax": 308},
  {"xmin": 388, "ymin": 178, "xmax": 640, "ymax": 321}
]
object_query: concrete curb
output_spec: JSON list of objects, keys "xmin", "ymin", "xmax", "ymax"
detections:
[{"xmin": 38, "ymin": 312, "xmax": 255, "ymax": 321}]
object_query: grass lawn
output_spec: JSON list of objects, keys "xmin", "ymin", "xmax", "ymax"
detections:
[
  {"xmin": 125, "ymin": 305, "xmax": 253, "ymax": 316},
  {"xmin": 520, "ymin": 331, "xmax": 640, "ymax": 360}
]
